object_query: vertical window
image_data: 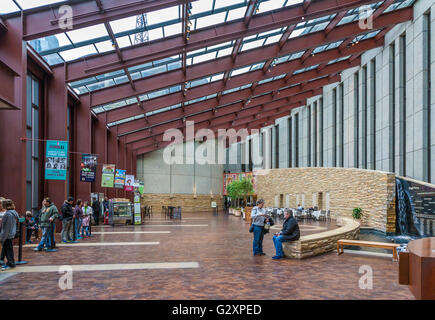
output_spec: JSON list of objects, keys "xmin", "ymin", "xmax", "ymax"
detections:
[
  {"xmin": 423, "ymin": 12, "xmax": 432, "ymax": 182},
  {"xmin": 313, "ymin": 101, "xmax": 318, "ymax": 167},
  {"xmin": 26, "ymin": 74, "xmax": 40, "ymax": 216},
  {"xmin": 319, "ymin": 98, "xmax": 324, "ymax": 167},
  {"xmin": 390, "ymin": 43, "xmax": 396, "ymax": 173},
  {"xmin": 270, "ymin": 127, "xmax": 273, "ymax": 169},
  {"xmin": 362, "ymin": 66, "xmax": 368, "ymax": 169},
  {"xmin": 332, "ymin": 88, "xmax": 337, "ymax": 167},
  {"xmin": 295, "ymin": 113, "xmax": 299, "ymax": 168},
  {"xmin": 275, "ymin": 124, "xmax": 279, "ymax": 168},
  {"xmin": 288, "ymin": 117, "xmax": 292, "ymax": 168},
  {"xmin": 339, "ymin": 83, "xmax": 344, "ymax": 167},
  {"xmin": 354, "ymin": 72, "xmax": 359, "ymax": 168},
  {"xmin": 260, "ymin": 131, "xmax": 264, "ymax": 169},
  {"xmin": 307, "ymin": 105, "xmax": 311, "ymax": 167},
  {"xmin": 399, "ymin": 34, "xmax": 406, "ymax": 176},
  {"xmin": 371, "ymin": 58, "xmax": 376, "ymax": 170},
  {"xmin": 248, "ymin": 138, "xmax": 253, "ymax": 172}
]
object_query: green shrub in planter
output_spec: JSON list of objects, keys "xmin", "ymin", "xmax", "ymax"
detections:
[{"xmin": 352, "ymin": 207, "xmax": 363, "ymax": 219}]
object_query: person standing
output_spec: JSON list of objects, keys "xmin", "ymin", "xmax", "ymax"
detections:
[
  {"xmin": 45, "ymin": 198, "xmax": 60, "ymax": 251},
  {"xmin": 91, "ymin": 198, "xmax": 100, "ymax": 226},
  {"xmin": 272, "ymin": 209, "xmax": 300, "ymax": 260},
  {"xmin": 82, "ymin": 201, "xmax": 92, "ymax": 237},
  {"xmin": 73, "ymin": 200, "xmax": 84, "ymax": 240},
  {"xmin": 251, "ymin": 199, "xmax": 268, "ymax": 256},
  {"xmin": 0, "ymin": 199, "xmax": 20, "ymax": 270},
  {"xmin": 34, "ymin": 198, "xmax": 59, "ymax": 252},
  {"xmin": 61, "ymin": 197, "xmax": 74, "ymax": 243},
  {"xmin": 25, "ymin": 211, "xmax": 36, "ymax": 244}
]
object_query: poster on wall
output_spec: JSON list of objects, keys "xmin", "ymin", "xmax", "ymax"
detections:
[
  {"xmin": 45, "ymin": 140, "xmax": 68, "ymax": 180},
  {"xmin": 124, "ymin": 175, "xmax": 134, "ymax": 191},
  {"xmin": 138, "ymin": 182, "xmax": 145, "ymax": 195},
  {"xmin": 80, "ymin": 154, "xmax": 97, "ymax": 182},
  {"xmin": 114, "ymin": 169, "xmax": 126, "ymax": 188},
  {"xmin": 101, "ymin": 164, "xmax": 115, "ymax": 188}
]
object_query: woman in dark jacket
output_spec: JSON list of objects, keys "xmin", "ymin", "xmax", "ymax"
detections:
[{"xmin": 272, "ymin": 209, "xmax": 300, "ymax": 260}]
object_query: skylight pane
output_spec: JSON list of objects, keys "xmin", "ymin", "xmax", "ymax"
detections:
[
  {"xmin": 42, "ymin": 53, "xmax": 64, "ymax": 65},
  {"xmin": 148, "ymin": 28, "xmax": 164, "ymax": 41},
  {"xmin": 231, "ymin": 66, "xmax": 251, "ymax": 76},
  {"xmin": 241, "ymin": 39, "xmax": 265, "ymax": 52},
  {"xmin": 217, "ymin": 47, "xmax": 233, "ymax": 57},
  {"xmin": 214, "ymin": 0, "xmax": 245, "ymax": 9},
  {"xmin": 116, "ymin": 36, "xmax": 132, "ymax": 48},
  {"xmin": 147, "ymin": 6, "xmax": 180, "ymax": 25},
  {"xmin": 191, "ymin": 0, "xmax": 213, "ymax": 15},
  {"xmin": 196, "ymin": 12, "xmax": 226, "ymax": 29},
  {"xmin": 59, "ymin": 45, "xmax": 97, "ymax": 62},
  {"xmin": 227, "ymin": 7, "xmax": 247, "ymax": 21},
  {"xmin": 264, "ymin": 34, "xmax": 281, "ymax": 45},
  {"xmin": 193, "ymin": 52, "xmax": 217, "ymax": 64},
  {"xmin": 95, "ymin": 40, "xmax": 115, "ymax": 53},
  {"xmin": 110, "ymin": 16, "xmax": 138, "ymax": 34},
  {"xmin": 28, "ymin": 34, "xmax": 70, "ymax": 53},
  {"xmin": 66, "ymin": 24, "xmax": 108, "ymax": 44},
  {"xmin": 15, "ymin": 0, "xmax": 65, "ymax": 9},
  {"xmin": 0, "ymin": 0, "xmax": 20, "ymax": 14},
  {"xmin": 164, "ymin": 23, "xmax": 182, "ymax": 37},
  {"xmin": 257, "ymin": 0, "xmax": 285, "ymax": 13}
]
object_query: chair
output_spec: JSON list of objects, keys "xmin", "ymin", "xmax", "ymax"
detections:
[
  {"xmin": 319, "ymin": 210, "xmax": 326, "ymax": 221},
  {"xmin": 326, "ymin": 210, "xmax": 331, "ymax": 221}
]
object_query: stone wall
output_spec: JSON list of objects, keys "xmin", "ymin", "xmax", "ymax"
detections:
[
  {"xmin": 255, "ymin": 167, "xmax": 396, "ymax": 233},
  {"xmin": 282, "ymin": 217, "xmax": 360, "ymax": 259},
  {"xmin": 141, "ymin": 193, "xmax": 224, "ymax": 213}
]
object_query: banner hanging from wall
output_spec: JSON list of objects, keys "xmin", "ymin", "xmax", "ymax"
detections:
[
  {"xmin": 45, "ymin": 140, "xmax": 68, "ymax": 180},
  {"xmin": 101, "ymin": 164, "xmax": 115, "ymax": 188},
  {"xmin": 114, "ymin": 169, "xmax": 126, "ymax": 188},
  {"xmin": 124, "ymin": 175, "xmax": 134, "ymax": 191},
  {"xmin": 138, "ymin": 182, "xmax": 145, "ymax": 195},
  {"xmin": 80, "ymin": 154, "xmax": 97, "ymax": 182}
]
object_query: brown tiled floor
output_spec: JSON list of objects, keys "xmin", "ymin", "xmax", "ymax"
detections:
[{"xmin": 0, "ymin": 213, "xmax": 414, "ymax": 300}]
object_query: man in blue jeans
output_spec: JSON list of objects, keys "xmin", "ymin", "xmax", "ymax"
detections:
[
  {"xmin": 251, "ymin": 199, "xmax": 268, "ymax": 256},
  {"xmin": 34, "ymin": 198, "xmax": 59, "ymax": 252},
  {"xmin": 272, "ymin": 209, "xmax": 300, "ymax": 259}
]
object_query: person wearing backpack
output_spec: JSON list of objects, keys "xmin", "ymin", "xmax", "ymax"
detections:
[
  {"xmin": 61, "ymin": 197, "xmax": 74, "ymax": 243},
  {"xmin": 0, "ymin": 199, "xmax": 20, "ymax": 270}
]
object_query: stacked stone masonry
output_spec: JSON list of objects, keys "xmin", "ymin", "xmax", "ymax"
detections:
[
  {"xmin": 141, "ymin": 193, "xmax": 224, "ymax": 213},
  {"xmin": 255, "ymin": 167, "xmax": 396, "ymax": 233}
]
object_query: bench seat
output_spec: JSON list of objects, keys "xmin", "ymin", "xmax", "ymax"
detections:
[{"xmin": 337, "ymin": 239, "xmax": 400, "ymax": 261}]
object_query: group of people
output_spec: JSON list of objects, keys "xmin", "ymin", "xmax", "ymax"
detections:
[
  {"xmin": 251, "ymin": 199, "xmax": 300, "ymax": 260},
  {"xmin": 0, "ymin": 196, "xmax": 107, "ymax": 270}
]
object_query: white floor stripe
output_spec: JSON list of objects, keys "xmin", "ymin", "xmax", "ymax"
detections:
[
  {"xmin": 2, "ymin": 262, "xmax": 200, "ymax": 273},
  {"xmin": 0, "ymin": 272, "xmax": 17, "ymax": 282},
  {"xmin": 24, "ymin": 242, "xmax": 159, "ymax": 247},
  {"xmin": 142, "ymin": 224, "xmax": 208, "ymax": 227},
  {"xmin": 92, "ymin": 231, "xmax": 171, "ymax": 234}
]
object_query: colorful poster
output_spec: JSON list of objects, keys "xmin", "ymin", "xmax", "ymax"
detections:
[
  {"xmin": 45, "ymin": 140, "xmax": 68, "ymax": 180},
  {"xmin": 114, "ymin": 169, "xmax": 126, "ymax": 189},
  {"xmin": 138, "ymin": 182, "xmax": 144, "ymax": 195},
  {"xmin": 101, "ymin": 164, "xmax": 115, "ymax": 188},
  {"xmin": 124, "ymin": 175, "xmax": 134, "ymax": 191},
  {"xmin": 80, "ymin": 154, "xmax": 97, "ymax": 182}
]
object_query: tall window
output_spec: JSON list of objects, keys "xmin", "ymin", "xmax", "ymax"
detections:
[
  {"xmin": 275, "ymin": 124, "xmax": 279, "ymax": 168},
  {"xmin": 339, "ymin": 83, "xmax": 344, "ymax": 167},
  {"xmin": 390, "ymin": 44, "xmax": 396, "ymax": 173},
  {"xmin": 371, "ymin": 59, "xmax": 377, "ymax": 170},
  {"xmin": 319, "ymin": 98, "xmax": 324, "ymax": 167},
  {"xmin": 399, "ymin": 34, "xmax": 406, "ymax": 176},
  {"xmin": 362, "ymin": 66, "xmax": 368, "ymax": 169},
  {"xmin": 332, "ymin": 88, "xmax": 337, "ymax": 167},
  {"xmin": 313, "ymin": 101, "xmax": 318, "ymax": 167},
  {"xmin": 26, "ymin": 74, "xmax": 40, "ymax": 216},
  {"xmin": 288, "ymin": 117, "xmax": 292, "ymax": 168},
  {"xmin": 354, "ymin": 73, "xmax": 359, "ymax": 168},
  {"xmin": 295, "ymin": 113, "xmax": 299, "ymax": 167},
  {"xmin": 307, "ymin": 105, "xmax": 311, "ymax": 167},
  {"xmin": 423, "ymin": 11, "xmax": 432, "ymax": 182}
]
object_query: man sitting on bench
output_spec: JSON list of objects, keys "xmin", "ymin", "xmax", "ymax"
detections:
[{"xmin": 272, "ymin": 209, "xmax": 300, "ymax": 260}]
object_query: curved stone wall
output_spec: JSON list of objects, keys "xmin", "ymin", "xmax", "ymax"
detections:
[
  {"xmin": 282, "ymin": 218, "xmax": 360, "ymax": 259},
  {"xmin": 255, "ymin": 167, "xmax": 396, "ymax": 233}
]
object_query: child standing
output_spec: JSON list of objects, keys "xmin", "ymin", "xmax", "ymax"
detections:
[
  {"xmin": 25, "ymin": 211, "xmax": 35, "ymax": 244},
  {"xmin": 81, "ymin": 201, "xmax": 92, "ymax": 238}
]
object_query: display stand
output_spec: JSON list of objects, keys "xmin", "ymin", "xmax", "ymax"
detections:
[{"xmin": 15, "ymin": 218, "xmax": 27, "ymax": 265}]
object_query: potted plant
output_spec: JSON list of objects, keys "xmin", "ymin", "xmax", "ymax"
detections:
[
  {"xmin": 226, "ymin": 178, "xmax": 254, "ymax": 218},
  {"xmin": 352, "ymin": 207, "xmax": 363, "ymax": 220}
]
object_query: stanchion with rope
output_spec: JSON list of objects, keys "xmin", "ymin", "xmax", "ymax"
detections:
[{"xmin": 15, "ymin": 217, "xmax": 28, "ymax": 265}]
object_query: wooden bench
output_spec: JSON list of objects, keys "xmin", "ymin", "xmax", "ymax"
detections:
[{"xmin": 337, "ymin": 239, "xmax": 401, "ymax": 262}]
